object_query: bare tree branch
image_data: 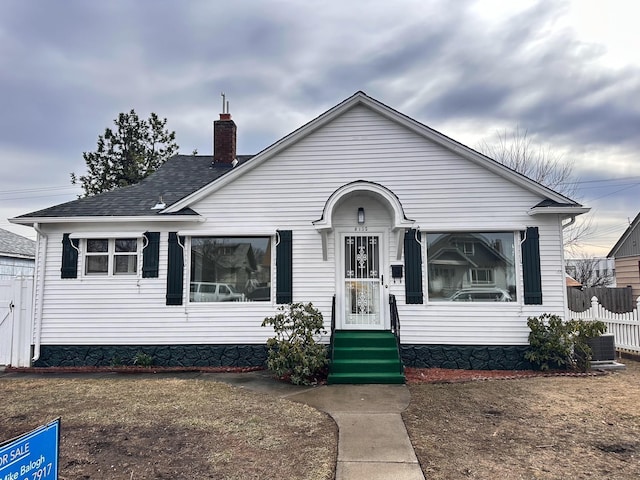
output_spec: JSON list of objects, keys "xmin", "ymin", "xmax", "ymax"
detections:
[
  {"xmin": 478, "ymin": 126, "xmax": 593, "ymax": 251},
  {"xmin": 478, "ymin": 126, "xmax": 579, "ymax": 198},
  {"xmin": 565, "ymin": 256, "xmax": 614, "ymax": 288}
]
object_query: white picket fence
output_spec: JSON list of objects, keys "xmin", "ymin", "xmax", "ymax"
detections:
[{"xmin": 569, "ymin": 296, "xmax": 640, "ymax": 354}]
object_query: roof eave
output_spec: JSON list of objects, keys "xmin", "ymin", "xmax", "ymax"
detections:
[
  {"xmin": 528, "ymin": 206, "xmax": 591, "ymax": 216},
  {"xmin": 0, "ymin": 252, "xmax": 35, "ymax": 260},
  {"xmin": 10, "ymin": 215, "xmax": 205, "ymax": 226}
]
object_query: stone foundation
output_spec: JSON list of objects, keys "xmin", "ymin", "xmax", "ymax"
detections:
[
  {"xmin": 35, "ymin": 344, "xmax": 268, "ymax": 368},
  {"xmin": 401, "ymin": 344, "xmax": 534, "ymax": 370},
  {"xmin": 35, "ymin": 343, "xmax": 532, "ymax": 370}
]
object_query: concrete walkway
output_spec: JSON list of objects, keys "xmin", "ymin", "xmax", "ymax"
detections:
[{"xmin": 207, "ymin": 371, "xmax": 425, "ymax": 480}]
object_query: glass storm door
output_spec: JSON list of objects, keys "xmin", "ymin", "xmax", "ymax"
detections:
[{"xmin": 343, "ymin": 235, "xmax": 383, "ymax": 328}]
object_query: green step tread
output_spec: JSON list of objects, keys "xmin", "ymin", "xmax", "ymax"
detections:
[
  {"xmin": 330, "ymin": 361, "xmax": 402, "ymax": 374},
  {"xmin": 332, "ymin": 347, "xmax": 399, "ymax": 360},
  {"xmin": 327, "ymin": 372, "xmax": 406, "ymax": 384}
]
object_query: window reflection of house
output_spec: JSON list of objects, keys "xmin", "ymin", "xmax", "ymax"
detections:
[
  {"xmin": 191, "ymin": 237, "xmax": 271, "ymax": 300},
  {"xmin": 427, "ymin": 233, "xmax": 516, "ymax": 301}
]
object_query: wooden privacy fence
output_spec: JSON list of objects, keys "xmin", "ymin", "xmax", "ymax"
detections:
[
  {"xmin": 567, "ymin": 286, "xmax": 634, "ymax": 313},
  {"xmin": 569, "ymin": 296, "xmax": 640, "ymax": 354}
]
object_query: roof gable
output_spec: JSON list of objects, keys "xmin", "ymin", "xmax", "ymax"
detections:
[
  {"xmin": 608, "ymin": 211, "xmax": 640, "ymax": 258},
  {"xmin": 164, "ymin": 91, "xmax": 584, "ymax": 214}
]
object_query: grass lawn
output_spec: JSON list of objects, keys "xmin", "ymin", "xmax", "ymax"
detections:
[
  {"xmin": 404, "ymin": 358, "xmax": 640, "ymax": 479},
  {"xmin": 0, "ymin": 375, "xmax": 337, "ymax": 480},
  {"xmin": 4, "ymin": 360, "xmax": 639, "ymax": 479}
]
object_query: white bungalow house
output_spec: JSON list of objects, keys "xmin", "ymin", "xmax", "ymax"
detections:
[{"xmin": 11, "ymin": 92, "xmax": 588, "ymax": 381}]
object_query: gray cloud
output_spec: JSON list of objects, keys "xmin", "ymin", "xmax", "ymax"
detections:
[{"xmin": 0, "ymin": 0, "xmax": 638, "ymax": 253}]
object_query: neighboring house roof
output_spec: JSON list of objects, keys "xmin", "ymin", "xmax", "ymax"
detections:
[
  {"xmin": 217, "ymin": 244, "xmax": 256, "ymax": 270},
  {"xmin": 0, "ymin": 228, "xmax": 36, "ymax": 259},
  {"xmin": 608, "ymin": 211, "xmax": 640, "ymax": 258},
  {"xmin": 11, "ymin": 91, "xmax": 588, "ymax": 225},
  {"xmin": 566, "ymin": 275, "xmax": 582, "ymax": 288},
  {"xmin": 12, "ymin": 155, "xmax": 252, "ymax": 220}
]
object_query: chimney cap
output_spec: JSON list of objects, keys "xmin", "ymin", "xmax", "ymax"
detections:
[{"xmin": 219, "ymin": 113, "xmax": 232, "ymax": 120}]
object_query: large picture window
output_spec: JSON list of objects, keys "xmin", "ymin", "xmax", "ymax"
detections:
[
  {"xmin": 84, "ymin": 238, "xmax": 138, "ymax": 275},
  {"xmin": 190, "ymin": 237, "xmax": 271, "ymax": 302},
  {"xmin": 426, "ymin": 232, "xmax": 516, "ymax": 302}
]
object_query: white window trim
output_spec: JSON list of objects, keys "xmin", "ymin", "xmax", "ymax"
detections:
[
  {"xmin": 82, "ymin": 238, "xmax": 141, "ymax": 277},
  {"xmin": 186, "ymin": 235, "xmax": 274, "ymax": 303},
  {"xmin": 425, "ymin": 231, "xmax": 519, "ymax": 304}
]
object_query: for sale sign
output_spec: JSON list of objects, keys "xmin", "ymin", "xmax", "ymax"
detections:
[{"xmin": 0, "ymin": 419, "xmax": 59, "ymax": 480}]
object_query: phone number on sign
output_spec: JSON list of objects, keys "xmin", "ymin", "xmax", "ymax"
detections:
[{"xmin": 4, "ymin": 461, "xmax": 54, "ymax": 480}]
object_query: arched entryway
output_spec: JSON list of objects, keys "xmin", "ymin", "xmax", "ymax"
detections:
[{"xmin": 313, "ymin": 181, "xmax": 414, "ymax": 330}]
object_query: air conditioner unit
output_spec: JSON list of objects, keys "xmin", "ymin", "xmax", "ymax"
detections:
[{"xmin": 587, "ymin": 334, "xmax": 616, "ymax": 362}]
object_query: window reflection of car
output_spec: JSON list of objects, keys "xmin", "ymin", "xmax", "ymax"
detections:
[
  {"xmin": 190, "ymin": 282, "xmax": 245, "ymax": 302},
  {"xmin": 449, "ymin": 288, "xmax": 512, "ymax": 302},
  {"xmin": 246, "ymin": 286, "xmax": 270, "ymax": 302}
]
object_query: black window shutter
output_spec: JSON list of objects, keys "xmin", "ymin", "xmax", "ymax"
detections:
[
  {"xmin": 61, "ymin": 233, "xmax": 79, "ymax": 279},
  {"xmin": 404, "ymin": 229, "xmax": 424, "ymax": 304},
  {"xmin": 276, "ymin": 230, "xmax": 292, "ymax": 304},
  {"xmin": 142, "ymin": 232, "xmax": 160, "ymax": 278},
  {"xmin": 521, "ymin": 227, "xmax": 543, "ymax": 305},
  {"xmin": 166, "ymin": 232, "xmax": 184, "ymax": 305}
]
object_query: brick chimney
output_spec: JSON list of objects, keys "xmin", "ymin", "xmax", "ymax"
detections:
[{"xmin": 213, "ymin": 112, "xmax": 237, "ymax": 165}]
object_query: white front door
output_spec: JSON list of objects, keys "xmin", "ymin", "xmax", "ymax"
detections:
[{"xmin": 340, "ymin": 233, "xmax": 385, "ymax": 329}]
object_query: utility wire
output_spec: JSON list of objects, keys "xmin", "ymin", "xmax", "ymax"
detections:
[
  {"xmin": 560, "ymin": 176, "xmax": 640, "ymax": 185},
  {"xmin": 0, "ymin": 185, "xmax": 77, "ymax": 195}
]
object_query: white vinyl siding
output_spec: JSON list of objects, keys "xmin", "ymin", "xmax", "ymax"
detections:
[{"xmin": 34, "ymin": 105, "xmax": 567, "ymax": 347}]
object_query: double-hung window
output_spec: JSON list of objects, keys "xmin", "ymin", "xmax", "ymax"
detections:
[{"xmin": 85, "ymin": 238, "xmax": 139, "ymax": 275}]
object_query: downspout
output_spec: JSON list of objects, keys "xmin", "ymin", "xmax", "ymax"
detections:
[
  {"xmin": 562, "ymin": 215, "xmax": 576, "ymax": 230},
  {"xmin": 176, "ymin": 234, "xmax": 189, "ymax": 320},
  {"xmin": 561, "ymin": 215, "xmax": 576, "ymax": 320},
  {"xmin": 32, "ymin": 223, "xmax": 47, "ymax": 362}
]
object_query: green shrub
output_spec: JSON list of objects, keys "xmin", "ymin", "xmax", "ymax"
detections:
[
  {"xmin": 110, "ymin": 355, "xmax": 124, "ymax": 367},
  {"xmin": 525, "ymin": 314, "xmax": 607, "ymax": 372},
  {"xmin": 525, "ymin": 314, "xmax": 574, "ymax": 371},
  {"xmin": 262, "ymin": 302, "xmax": 328, "ymax": 385},
  {"xmin": 132, "ymin": 352, "xmax": 153, "ymax": 367}
]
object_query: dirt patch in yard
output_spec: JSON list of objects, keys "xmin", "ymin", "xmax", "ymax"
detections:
[
  {"xmin": 403, "ymin": 359, "xmax": 640, "ymax": 479},
  {"xmin": 0, "ymin": 375, "xmax": 337, "ymax": 480}
]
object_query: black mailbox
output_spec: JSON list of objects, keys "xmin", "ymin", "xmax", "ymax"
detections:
[{"xmin": 391, "ymin": 265, "xmax": 403, "ymax": 279}]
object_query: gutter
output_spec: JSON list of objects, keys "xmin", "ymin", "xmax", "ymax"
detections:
[{"xmin": 32, "ymin": 223, "xmax": 47, "ymax": 363}]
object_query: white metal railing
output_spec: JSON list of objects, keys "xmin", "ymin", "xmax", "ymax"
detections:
[{"xmin": 569, "ymin": 296, "xmax": 640, "ymax": 353}]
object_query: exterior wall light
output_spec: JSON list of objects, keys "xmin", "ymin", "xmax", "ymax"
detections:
[{"xmin": 357, "ymin": 207, "xmax": 365, "ymax": 224}]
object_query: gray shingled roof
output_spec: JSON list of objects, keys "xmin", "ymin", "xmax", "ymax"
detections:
[
  {"xmin": 0, "ymin": 228, "xmax": 36, "ymax": 258},
  {"xmin": 15, "ymin": 155, "xmax": 253, "ymax": 218}
]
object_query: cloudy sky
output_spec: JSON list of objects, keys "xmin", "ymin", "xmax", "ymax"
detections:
[{"xmin": 1, "ymin": 0, "xmax": 638, "ymax": 257}]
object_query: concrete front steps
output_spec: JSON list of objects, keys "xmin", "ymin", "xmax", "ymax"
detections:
[{"xmin": 328, "ymin": 330, "xmax": 405, "ymax": 384}]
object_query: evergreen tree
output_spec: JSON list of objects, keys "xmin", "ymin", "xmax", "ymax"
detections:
[{"xmin": 71, "ymin": 110, "xmax": 178, "ymax": 197}]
